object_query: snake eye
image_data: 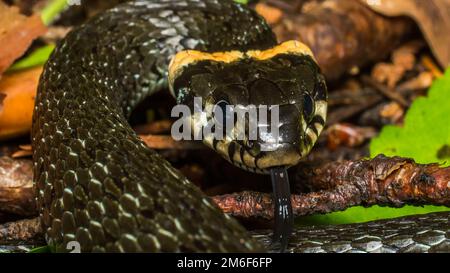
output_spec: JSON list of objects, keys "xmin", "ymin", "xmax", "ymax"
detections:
[{"xmin": 302, "ymin": 93, "xmax": 314, "ymax": 119}]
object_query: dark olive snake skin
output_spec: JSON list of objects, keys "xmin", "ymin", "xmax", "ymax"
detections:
[
  {"xmin": 254, "ymin": 212, "xmax": 450, "ymax": 253},
  {"xmin": 33, "ymin": 0, "xmax": 450, "ymax": 253}
]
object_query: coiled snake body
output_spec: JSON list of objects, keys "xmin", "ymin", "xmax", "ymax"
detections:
[{"xmin": 33, "ymin": 0, "xmax": 450, "ymax": 252}]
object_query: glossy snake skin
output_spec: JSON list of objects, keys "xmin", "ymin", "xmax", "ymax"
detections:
[
  {"xmin": 33, "ymin": 0, "xmax": 450, "ymax": 252},
  {"xmin": 255, "ymin": 212, "xmax": 450, "ymax": 253}
]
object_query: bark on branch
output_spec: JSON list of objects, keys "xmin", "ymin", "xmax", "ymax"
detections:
[
  {"xmin": 212, "ymin": 155, "xmax": 450, "ymax": 219},
  {"xmin": 0, "ymin": 157, "xmax": 35, "ymax": 216},
  {"xmin": 1, "ymin": 155, "xmax": 449, "ymax": 220},
  {"xmin": 0, "ymin": 217, "xmax": 41, "ymax": 242}
]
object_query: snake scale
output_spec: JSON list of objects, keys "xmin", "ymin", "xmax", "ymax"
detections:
[{"xmin": 33, "ymin": 0, "xmax": 450, "ymax": 253}]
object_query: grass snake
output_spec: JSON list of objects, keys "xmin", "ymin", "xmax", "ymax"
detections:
[{"xmin": 33, "ymin": 0, "xmax": 450, "ymax": 252}]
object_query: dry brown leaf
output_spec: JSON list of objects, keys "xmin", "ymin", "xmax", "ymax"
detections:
[
  {"xmin": 12, "ymin": 149, "xmax": 33, "ymax": 158},
  {"xmin": 361, "ymin": 0, "xmax": 450, "ymax": 68},
  {"xmin": 0, "ymin": 2, "xmax": 47, "ymax": 75},
  {"xmin": 255, "ymin": 3, "xmax": 283, "ymax": 24},
  {"xmin": 18, "ymin": 144, "xmax": 32, "ymax": 151},
  {"xmin": 397, "ymin": 71, "xmax": 434, "ymax": 92},
  {"xmin": 371, "ymin": 41, "xmax": 425, "ymax": 88},
  {"xmin": 11, "ymin": 144, "xmax": 33, "ymax": 158},
  {"xmin": 274, "ymin": 0, "xmax": 414, "ymax": 80},
  {"xmin": 392, "ymin": 49, "xmax": 416, "ymax": 71},
  {"xmin": 326, "ymin": 123, "xmax": 376, "ymax": 150},
  {"xmin": 0, "ymin": 66, "xmax": 42, "ymax": 141},
  {"xmin": 380, "ymin": 101, "xmax": 404, "ymax": 124},
  {"xmin": 371, "ymin": 62, "xmax": 405, "ymax": 88}
]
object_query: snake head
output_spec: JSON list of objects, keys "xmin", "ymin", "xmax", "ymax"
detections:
[{"xmin": 169, "ymin": 41, "xmax": 327, "ymax": 174}]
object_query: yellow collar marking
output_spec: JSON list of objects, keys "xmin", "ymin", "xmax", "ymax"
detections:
[
  {"xmin": 168, "ymin": 40, "xmax": 315, "ymax": 92},
  {"xmin": 246, "ymin": 40, "xmax": 314, "ymax": 61}
]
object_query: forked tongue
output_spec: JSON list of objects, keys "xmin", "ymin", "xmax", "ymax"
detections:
[{"xmin": 269, "ymin": 167, "xmax": 293, "ymax": 253}]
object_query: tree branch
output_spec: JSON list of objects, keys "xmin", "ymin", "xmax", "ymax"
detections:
[
  {"xmin": 212, "ymin": 155, "xmax": 450, "ymax": 219},
  {"xmin": 0, "ymin": 157, "xmax": 35, "ymax": 216},
  {"xmin": 1, "ymin": 155, "xmax": 449, "ymax": 220}
]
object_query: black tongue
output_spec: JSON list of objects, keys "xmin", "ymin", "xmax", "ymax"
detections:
[{"xmin": 269, "ymin": 167, "xmax": 293, "ymax": 253}]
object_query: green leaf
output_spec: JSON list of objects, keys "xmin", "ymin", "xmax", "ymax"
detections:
[
  {"xmin": 234, "ymin": 0, "xmax": 249, "ymax": 4},
  {"xmin": 28, "ymin": 245, "xmax": 52, "ymax": 253},
  {"xmin": 7, "ymin": 0, "xmax": 65, "ymax": 72},
  {"xmin": 41, "ymin": 0, "xmax": 70, "ymax": 26},
  {"xmin": 371, "ymin": 68, "xmax": 450, "ymax": 165},
  {"xmin": 297, "ymin": 205, "xmax": 450, "ymax": 226},
  {"xmin": 7, "ymin": 45, "xmax": 55, "ymax": 72},
  {"xmin": 299, "ymin": 68, "xmax": 450, "ymax": 226}
]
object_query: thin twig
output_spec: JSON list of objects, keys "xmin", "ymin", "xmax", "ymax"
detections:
[
  {"xmin": 139, "ymin": 135, "xmax": 204, "ymax": 150},
  {"xmin": 362, "ymin": 76, "xmax": 410, "ymax": 107}
]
